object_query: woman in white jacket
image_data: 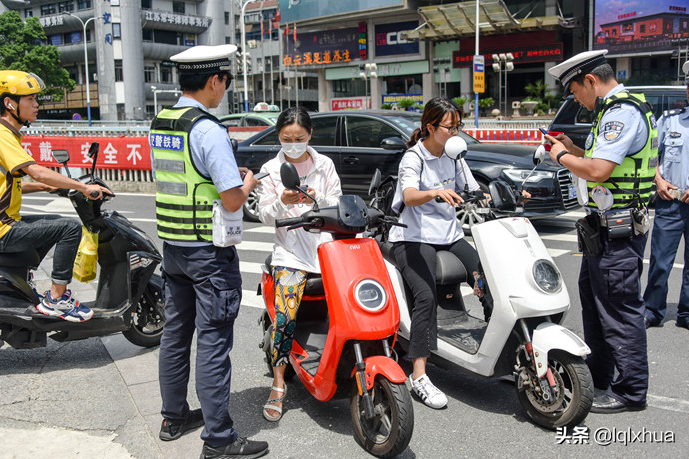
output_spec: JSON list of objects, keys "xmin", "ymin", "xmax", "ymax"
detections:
[{"xmin": 257, "ymin": 106, "xmax": 342, "ymax": 422}]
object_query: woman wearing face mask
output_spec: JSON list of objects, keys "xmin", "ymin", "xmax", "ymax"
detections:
[
  {"xmin": 389, "ymin": 97, "xmax": 493, "ymax": 410},
  {"xmin": 256, "ymin": 106, "xmax": 342, "ymax": 422}
]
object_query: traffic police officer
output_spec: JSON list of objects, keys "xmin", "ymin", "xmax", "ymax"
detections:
[
  {"xmin": 547, "ymin": 49, "xmax": 657, "ymax": 414},
  {"xmin": 643, "ymin": 61, "xmax": 689, "ymax": 331},
  {"xmin": 150, "ymin": 45, "xmax": 268, "ymax": 459}
]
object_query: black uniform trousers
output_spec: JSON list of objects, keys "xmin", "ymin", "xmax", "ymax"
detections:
[
  {"xmin": 159, "ymin": 243, "xmax": 242, "ymax": 447},
  {"xmin": 579, "ymin": 229, "xmax": 649, "ymax": 407}
]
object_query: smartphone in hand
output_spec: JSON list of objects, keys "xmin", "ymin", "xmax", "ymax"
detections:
[{"xmin": 254, "ymin": 171, "xmax": 269, "ymax": 180}]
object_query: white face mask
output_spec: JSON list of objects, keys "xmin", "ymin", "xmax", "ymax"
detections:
[{"xmin": 281, "ymin": 141, "xmax": 308, "ymax": 159}]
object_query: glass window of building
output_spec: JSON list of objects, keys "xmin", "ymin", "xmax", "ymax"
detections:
[
  {"xmin": 112, "ymin": 23, "xmax": 121, "ymax": 39},
  {"xmin": 24, "ymin": 8, "xmax": 33, "ymax": 17},
  {"xmin": 58, "ymin": 1, "xmax": 75, "ymax": 12},
  {"xmin": 144, "ymin": 66, "xmax": 156, "ymax": 83},
  {"xmin": 172, "ymin": 1, "xmax": 185, "ymax": 14},
  {"xmin": 142, "ymin": 29, "xmax": 153, "ymax": 42},
  {"xmin": 114, "ymin": 60, "xmax": 123, "ymax": 82},
  {"xmin": 77, "ymin": 0, "xmax": 92, "ymax": 10},
  {"xmin": 141, "ymin": 0, "xmax": 152, "ymax": 10},
  {"xmin": 48, "ymin": 34, "xmax": 62, "ymax": 46},
  {"xmin": 160, "ymin": 66, "xmax": 173, "ymax": 83},
  {"xmin": 225, "ymin": 12, "xmax": 230, "ymax": 25},
  {"xmin": 41, "ymin": 4, "xmax": 57, "ymax": 15}
]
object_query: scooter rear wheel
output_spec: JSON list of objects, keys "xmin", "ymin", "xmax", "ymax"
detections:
[
  {"xmin": 516, "ymin": 350, "xmax": 593, "ymax": 430},
  {"xmin": 350, "ymin": 376, "xmax": 414, "ymax": 458},
  {"xmin": 122, "ymin": 274, "xmax": 165, "ymax": 348}
]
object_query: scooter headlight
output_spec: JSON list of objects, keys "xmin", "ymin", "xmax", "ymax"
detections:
[
  {"xmin": 354, "ymin": 279, "xmax": 387, "ymax": 312},
  {"xmin": 532, "ymin": 259, "xmax": 562, "ymax": 294}
]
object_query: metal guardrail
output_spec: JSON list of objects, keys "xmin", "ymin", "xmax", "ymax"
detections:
[{"xmin": 28, "ymin": 118, "xmax": 554, "ymax": 136}]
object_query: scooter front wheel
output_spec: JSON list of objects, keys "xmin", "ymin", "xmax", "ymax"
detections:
[
  {"xmin": 350, "ymin": 376, "xmax": 414, "ymax": 458},
  {"xmin": 516, "ymin": 350, "xmax": 593, "ymax": 430},
  {"xmin": 122, "ymin": 274, "xmax": 165, "ymax": 348}
]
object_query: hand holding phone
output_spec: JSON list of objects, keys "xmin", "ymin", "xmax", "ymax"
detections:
[
  {"xmin": 254, "ymin": 171, "xmax": 269, "ymax": 180},
  {"xmin": 539, "ymin": 127, "xmax": 549, "ymax": 136}
]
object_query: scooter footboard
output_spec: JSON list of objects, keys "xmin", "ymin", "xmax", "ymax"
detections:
[
  {"xmin": 531, "ymin": 323, "xmax": 591, "ymax": 378},
  {"xmin": 352, "ymin": 356, "xmax": 407, "ymax": 390}
]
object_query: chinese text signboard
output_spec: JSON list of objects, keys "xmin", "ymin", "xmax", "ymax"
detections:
[
  {"xmin": 283, "ymin": 27, "xmax": 360, "ymax": 67},
  {"xmin": 453, "ymin": 43, "xmax": 564, "ymax": 68},
  {"xmin": 331, "ymin": 97, "xmax": 369, "ymax": 110},
  {"xmin": 473, "ymin": 55, "xmax": 485, "ymax": 93},
  {"xmin": 21, "ymin": 137, "xmax": 151, "ymax": 171}
]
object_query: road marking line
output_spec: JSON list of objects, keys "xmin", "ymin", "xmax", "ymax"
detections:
[
  {"xmin": 540, "ymin": 233, "xmax": 579, "ymax": 243},
  {"xmin": 242, "ymin": 289, "xmax": 265, "ymax": 309},
  {"xmin": 239, "ymin": 240, "xmax": 275, "ymax": 252},
  {"xmin": 246, "ymin": 226, "xmax": 277, "ymax": 234},
  {"xmin": 648, "ymin": 394, "xmax": 689, "ymax": 413},
  {"xmin": 547, "ymin": 248, "xmax": 570, "ymax": 258}
]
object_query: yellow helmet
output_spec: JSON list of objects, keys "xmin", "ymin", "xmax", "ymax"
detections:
[{"xmin": 0, "ymin": 70, "xmax": 46, "ymax": 96}]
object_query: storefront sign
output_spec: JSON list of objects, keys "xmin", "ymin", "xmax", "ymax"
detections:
[
  {"xmin": 332, "ymin": 97, "xmax": 369, "ymax": 110},
  {"xmin": 452, "ymin": 43, "xmax": 564, "ymax": 68},
  {"xmin": 21, "ymin": 136, "xmax": 151, "ymax": 171},
  {"xmin": 375, "ymin": 21, "xmax": 419, "ymax": 57},
  {"xmin": 382, "ymin": 94, "xmax": 423, "ymax": 104},
  {"xmin": 283, "ymin": 27, "xmax": 359, "ymax": 67},
  {"xmin": 325, "ymin": 60, "xmax": 429, "ymax": 80},
  {"xmin": 473, "ymin": 55, "xmax": 485, "ymax": 93},
  {"xmin": 359, "ymin": 22, "xmax": 368, "ymax": 60}
]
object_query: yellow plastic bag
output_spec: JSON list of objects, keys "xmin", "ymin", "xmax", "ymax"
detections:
[{"xmin": 73, "ymin": 226, "xmax": 98, "ymax": 283}]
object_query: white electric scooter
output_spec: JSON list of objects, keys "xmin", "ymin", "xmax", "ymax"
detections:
[{"xmin": 374, "ymin": 138, "xmax": 593, "ymax": 430}]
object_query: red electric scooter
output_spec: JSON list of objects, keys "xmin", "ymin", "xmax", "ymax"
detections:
[{"xmin": 258, "ymin": 163, "xmax": 413, "ymax": 458}]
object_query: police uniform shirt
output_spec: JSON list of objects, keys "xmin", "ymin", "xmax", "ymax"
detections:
[
  {"xmin": 656, "ymin": 108, "xmax": 689, "ymax": 190},
  {"xmin": 166, "ymin": 96, "xmax": 243, "ymax": 246},
  {"xmin": 587, "ymin": 84, "xmax": 649, "ymax": 169},
  {"xmin": 388, "ymin": 140, "xmax": 479, "ymax": 245}
]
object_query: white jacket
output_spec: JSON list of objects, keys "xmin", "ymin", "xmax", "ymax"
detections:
[{"xmin": 257, "ymin": 147, "xmax": 342, "ymax": 273}]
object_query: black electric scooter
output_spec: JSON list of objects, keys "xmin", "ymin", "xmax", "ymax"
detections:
[{"xmin": 0, "ymin": 143, "xmax": 165, "ymax": 349}]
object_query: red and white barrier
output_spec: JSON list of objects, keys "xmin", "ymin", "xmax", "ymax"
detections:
[{"xmin": 464, "ymin": 129, "xmax": 544, "ymax": 145}]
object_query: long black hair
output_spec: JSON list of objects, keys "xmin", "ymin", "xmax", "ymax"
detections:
[{"xmin": 406, "ymin": 97, "xmax": 462, "ymax": 148}]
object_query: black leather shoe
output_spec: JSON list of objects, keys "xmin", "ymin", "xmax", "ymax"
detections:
[
  {"xmin": 644, "ymin": 317, "xmax": 661, "ymax": 329},
  {"xmin": 201, "ymin": 437, "xmax": 269, "ymax": 459},
  {"xmin": 160, "ymin": 408, "xmax": 204, "ymax": 441},
  {"xmin": 676, "ymin": 318, "xmax": 689, "ymax": 330},
  {"xmin": 591, "ymin": 394, "xmax": 646, "ymax": 414}
]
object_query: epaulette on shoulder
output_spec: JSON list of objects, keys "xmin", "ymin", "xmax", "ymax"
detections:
[{"xmin": 663, "ymin": 107, "xmax": 686, "ymax": 118}]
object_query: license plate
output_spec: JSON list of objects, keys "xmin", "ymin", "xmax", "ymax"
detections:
[{"xmin": 568, "ymin": 184, "xmax": 577, "ymax": 199}]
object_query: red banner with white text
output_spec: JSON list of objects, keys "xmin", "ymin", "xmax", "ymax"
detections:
[{"xmin": 20, "ymin": 136, "xmax": 151, "ymax": 170}]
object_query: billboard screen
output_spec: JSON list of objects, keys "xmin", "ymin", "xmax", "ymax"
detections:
[
  {"xmin": 278, "ymin": 0, "xmax": 403, "ymax": 23},
  {"xmin": 593, "ymin": 1, "xmax": 689, "ymax": 55}
]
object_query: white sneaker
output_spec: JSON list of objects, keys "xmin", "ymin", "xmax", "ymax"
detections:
[{"xmin": 409, "ymin": 374, "xmax": 447, "ymax": 409}]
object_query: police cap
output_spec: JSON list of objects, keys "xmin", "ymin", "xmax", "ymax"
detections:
[
  {"xmin": 548, "ymin": 49, "xmax": 608, "ymax": 94},
  {"xmin": 170, "ymin": 44, "xmax": 238, "ymax": 75}
]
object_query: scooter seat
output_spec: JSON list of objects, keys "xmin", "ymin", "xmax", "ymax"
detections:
[
  {"xmin": 0, "ymin": 250, "xmax": 40, "ymax": 268},
  {"xmin": 263, "ymin": 254, "xmax": 325, "ymax": 296},
  {"xmin": 379, "ymin": 241, "xmax": 467, "ymax": 285}
]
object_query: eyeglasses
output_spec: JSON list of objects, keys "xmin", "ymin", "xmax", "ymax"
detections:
[
  {"xmin": 437, "ymin": 123, "xmax": 465, "ymax": 134},
  {"xmin": 219, "ymin": 73, "xmax": 233, "ymax": 90}
]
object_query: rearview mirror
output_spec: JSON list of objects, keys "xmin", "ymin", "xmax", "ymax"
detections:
[
  {"xmin": 368, "ymin": 169, "xmax": 381, "ymax": 196},
  {"xmin": 279, "ymin": 161, "xmax": 300, "ymax": 191},
  {"xmin": 533, "ymin": 145, "xmax": 546, "ymax": 166},
  {"xmin": 230, "ymin": 138, "xmax": 238, "ymax": 153},
  {"xmin": 380, "ymin": 137, "xmax": 405, "ymax": 151},
  {"xmin": 52, "ymin": 149, "xmax": 70, "ymax": 164},
  {"xmin": 444, "ymin": 136, "xmax": 468, "ymax": 160}
]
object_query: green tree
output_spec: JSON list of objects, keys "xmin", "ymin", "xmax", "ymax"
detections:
[{"xmin": 0, "ymin": 11, "xmax": 75, "ymax": 101}]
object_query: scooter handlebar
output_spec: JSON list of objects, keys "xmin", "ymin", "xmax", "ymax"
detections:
[{"xmin": 275, "ymin": 216, "xmax": 305, "ymax": 228}]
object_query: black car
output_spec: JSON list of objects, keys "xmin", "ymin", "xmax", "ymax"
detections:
[
  {"xmin": 549, "ymin": 85, "xmax": 688, "ymax": 149},
  {"xmin": 235, "ymin": 110, "xmax": 579, "ymax": 227}
]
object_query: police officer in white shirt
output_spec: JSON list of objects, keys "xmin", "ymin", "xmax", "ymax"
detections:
[{"xmin": 644, "ymin": 61, "xmax": 689, "ymax": 331}]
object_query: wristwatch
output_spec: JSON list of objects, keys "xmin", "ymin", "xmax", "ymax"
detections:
[{"xmin": 556, "ymin": 150, "xmax": 570, "ymax": 165}]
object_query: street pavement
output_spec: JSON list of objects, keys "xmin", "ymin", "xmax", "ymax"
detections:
[{"xmin": 1, "ymin": 192, "xmax": 688, "ymax": 459}]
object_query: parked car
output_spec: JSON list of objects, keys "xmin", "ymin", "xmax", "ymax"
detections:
[
  {"xmin": 549, "ymin": 85, "xmax": 688, "ymax": 149},
  {"xmin": 220, "ymin": 111, "xmax": 279, "ymax": 128},
  {"xmin": 235, "ymin": 111, "xmax": 580, "ymax": 227}
]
